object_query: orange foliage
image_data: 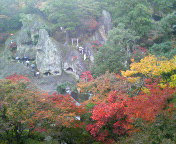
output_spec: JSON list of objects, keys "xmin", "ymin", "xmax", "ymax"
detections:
[
  {"xmin": 5, "ymin": 73, "xmax": 30, "ymax": 82},
  {"xmin": 77, "ymin": 72, "xmax": 131, "ymax": 104},
  {"xmin": 1, "ymin": 74, "xmax": 86, "ymax": 138},
  {"xmin": 34, "ymin": 92, "xmax": 85, "ymax": 127},
  {"xmin": 86, "ymin": 82, "xmax": 175, "ymax": 143}
]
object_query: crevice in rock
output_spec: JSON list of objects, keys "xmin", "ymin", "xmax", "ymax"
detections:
[
  {"xmin": 43, "ymin": 71, "xmax": 52, "ymax": 76},
  {"xmin": 66, "ymin": 67, "xmax": 73, "ymax": 72},
  {"xmin": 54, "ymin": 71, "xmax": 60, "ymax": 75}
]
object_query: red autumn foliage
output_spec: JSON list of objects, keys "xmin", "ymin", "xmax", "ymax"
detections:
[
  {"xmin": 144, "ymin": 78, "xmax": 161, "ymax": 88},
  {"xmin": 5, "ymin": 73, "xmax": 30, "ymax": 82},
  {"xmin": 80, "ymin": 71, "xmax": 94, "ymax": 82},
  {"xmin": 133, "ymin": 46, "xmax": 147, "ymax": 54},
  {"xmin": 86, "ymin": 79, "xmax": 175, "ymax": 143},
  {"xmin": 71, "ymin": 56, "xmax": 78, "ymax": 61},
  {"xmin": 9, "ymin": 42, "xmax": 17, "ymax": 49},
  {"xmin": 34, "ymin": 92, "xmax": 85, "ymax": 127},
  {"xmin": 85, "ymin": 18, "xmax": 99, "ymax": 29},
  {"xmin": 126, "ymin": 85, "xmax": 175, "ymax": 122},
  {"xmin": 90, "ymin": 40, "xmax": 103, "ymax": 50},
  {"xmin": 86, "ymin": 91, "xmax": 130, "ymax": 142},
  {"xmin": 132, "ymin": 46, "xmax": 147, "ymax": 59},
  {"xmin": 34, "ymin": 127, "xmax": 47, "ymax": 133}
]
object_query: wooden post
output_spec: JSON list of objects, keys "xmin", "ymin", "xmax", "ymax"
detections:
[
  {"xmin": 84, "ymin": 53, "xmax": 86, "ymax": 60},
  {"xmin": 76, "ymin": 38, "xmax": 79, "ymax": 47},
  {"xmin": 72, "ymin": 39, "xmax": 74, "ymax": 45},
  {"xmin": 81, "ymin": 47, "xmax": 84, "ymax": 55}
]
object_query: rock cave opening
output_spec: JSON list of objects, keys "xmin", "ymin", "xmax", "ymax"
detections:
[
  {"xmin": 43, "ymin": 71, "xmax": 52, "ymax": 76},
  {"xmin": 28, "ymin": 58, "xmax": 35, "ymax": 61},
  {"xmin": 54, "ymin": 71, "xmax": 60, "ymax": 75},
  {"xmin": 66, "ymin": 67, "xmax": 73, "ymax": 72}
]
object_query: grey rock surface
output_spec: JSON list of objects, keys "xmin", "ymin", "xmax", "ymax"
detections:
[
  {"xmin": 36, "ymin": 29, "xmax": 62, "ymax": 75},
  {"xmin": 0, "ymin": 61, "xmax": 75, "ymax": 92},
  {"xmin": 10, "ymin": 14, "xmax": 51, "ymax": 58},
  {"xmin": 102, "ymin": 10, "xmax": 113, "ymax": 34},
  {"xmin": 90, "ymin": 10, "xmax": 112, "ymax": 43},
  {"xmin": 1, "ymin": 12, "xmax": 114, "ymax": 92},
  {"xmin": 2, "ymin": 14, "xmax": 89, "ymax": 83},
  {"xmin": 62, "ymin": 45, "xmax": 87, "ymax": 79}
]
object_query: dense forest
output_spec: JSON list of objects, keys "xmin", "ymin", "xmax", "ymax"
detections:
[{"xmin": 0, "ymin": 0, "xmax": 176, "ymax": 144}]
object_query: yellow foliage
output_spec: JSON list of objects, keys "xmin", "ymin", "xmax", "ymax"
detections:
[
  {"xmin": 127, "ymin": 77, "xmax": 140, "ymax": 83},
  {"xmin": 131, "ymin": 58, "xmax": 135, "ymax": 62},
  {"xmin": 158, "ymin": 83, "xmax": 167, "ymax": 89},
  {"xmin": 121, "ymin": 70, "xmax": 138, "ymax": 77},
  {"xmin": 141, "ymin": 87, "xmax": 150, "ymax": 94},
  {"xmin": 122, "ymin": 55, "xmax": 176, "ymax": 78},
  {"xmin": 169, "ymin": 74, "xmax": 176, "ymax": 88},
  {"xmin": 121, "ymin": 55, "xmax": 176, "ymax": 88}
]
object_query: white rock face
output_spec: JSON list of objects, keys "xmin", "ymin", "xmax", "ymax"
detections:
[
  {"xmin": 62, "ymin": 46, "xmax": 87, "ymax": 79},
  {"xmin": 102, "ymin": 10, "xmax": 112, "ymax": 34},
  {"xmin": 16, "ymin": 44, "xmax": 37, "ymax": 59},
  {"xmin": 36, "ymin": 29, "xmax": 62, "ymax": 75},
  {"xmin": 98, "ymin": 25, "xmax": 107, "ymax": 41},
  {"xmin": 90, "ymin": 10, "xmax": 112, "ymax": 43},
  {"xmin": 5, "ymin": 14, "xmax": 89, "ymax": 79}
]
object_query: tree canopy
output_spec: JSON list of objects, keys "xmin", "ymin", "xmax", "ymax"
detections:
[{"xmin": 0, "ymin": 0, "xmax": 176, "ymax": 143}]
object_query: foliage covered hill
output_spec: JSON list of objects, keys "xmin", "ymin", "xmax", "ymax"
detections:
[
  {"xmin": 91, "ymin": 0, "xmax": 176, "ymax": 77},
  {"xmin": 0, "ymin": 0, "xmax": 175, "ymax": 57},
  {"xmin": 0, "ymin": 0, "xmax": 176, "ymax": 144},
  {"xmin": 0, "ymin": 56, "xmax": 176, "ymax": 144}
]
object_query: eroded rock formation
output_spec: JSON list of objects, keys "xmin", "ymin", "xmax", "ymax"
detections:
[
  {"xmin": 36, "ymin": 29, "xmax": 62, "ymax": 75},
  {"xmin": 4, "ymin": 10, "xmax": 113, "ymax": 80}
]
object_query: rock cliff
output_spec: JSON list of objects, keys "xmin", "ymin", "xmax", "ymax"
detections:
[
  {"xmin": 36, "ymin": 29, "xmax": 62, "ymax": 75},
  {"xmin": 1, "ymin": 10, "xmax": 112, "ymax": 91},
  {"xmin": 89, "ymin": 10, "xmax": 112, "ymax": 42},
  {"xmin": 4, "ymin": 14, "xmax": 89, "ymax": 79}
]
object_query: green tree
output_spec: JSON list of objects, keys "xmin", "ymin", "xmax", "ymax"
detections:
[
  {"xmin": 0, "ymin": 77, "xmax": 40, "ymax": 143},
  {"xmin": 151, "ymin": 0, "xmax": 176, "ymax": 15},
  {"xmin": 150, "ymin": 41, "xmax": 176, "ymax": 58},
  {"xmin": 102, "ymin": 0, "xmax": 153, "ymax": 36},
  {"xmin": 0, "ymin": 0, "xmax": 22, "ymax": 32},
  {"xmin": 39, "ymin": 0, "xmax": 101, "ymax": 44},
  {"xmin": 92, "ymin": 24, "xmax": 139, "ymax": 77},
  {"xmin": 92, "ymin": 45, "xmax": 126, "ymax": 77},
  {"xmin": 42, "ymin": 0, "xmax": 100, "ymax": 30}
]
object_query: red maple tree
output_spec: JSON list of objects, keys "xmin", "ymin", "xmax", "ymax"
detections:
[
  {"xmin": 86, "ymin": 79, "xmax": 175, "ymax": 143},
  {"xmin": 80, "ymin": 71, "xmax": 94, "ymax": 82},
  {"xmin": 5, "ymin": 73, "xmax": 30, "ymax": 82}
]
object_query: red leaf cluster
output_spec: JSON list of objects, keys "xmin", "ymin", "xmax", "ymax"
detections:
[
  {"xmin": 71, "ymin": 56, "xmax": 78, "ymax": 61},
  {"xmin": 35, "ymin": 92, "xmax": 85, "ymax": 127},
  {"xmin": 5, "ymin": 74, "xmax": 30, "ymax": 82},
  {"xmin": 126, "ymin": 86, "xmax": 174, "ymax": 122},
  {"xmin": 9, "ymin": 42, "xmax": 17, "ymax": 49},
  {"xmin": 132, "ymin": 46, "xmax": 147, "ymax": 59},
  {"xmin": 85, "ymin": 18, "xmax": 99, "ymax": 29},
  {"xmin": 86, "ymin": 80, "xmax": 175, "ymax": 143},
  {"xmin": 80, "ymin": 71, "xmax": 94, "ymax": 82},
  {"xmin": 86, "ymin": 91, "xmax": 130, "ymax": 142},
  {"xmin": 90, "ymin": 40, "xmax": 103, "ymax": 49},
  {"xmin": 34, "ymin": 127, "xmax": 47, "ymax": 133}
]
